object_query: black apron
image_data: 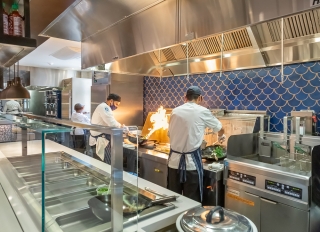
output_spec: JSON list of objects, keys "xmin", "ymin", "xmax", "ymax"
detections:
[
  {"xmin": 90, "ymin": 133, "xmax": 112, "ymax": 164},
  {"xmin": 168, "ymin": 147, "xmax": 204, "ymax": 201}
]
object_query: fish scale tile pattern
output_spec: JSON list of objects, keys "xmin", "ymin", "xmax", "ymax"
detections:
[{"xmin": 143, "ymin": 61, "xmax": 320, "ymax": 132}]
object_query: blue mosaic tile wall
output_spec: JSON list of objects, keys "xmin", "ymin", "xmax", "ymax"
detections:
[{"xmin": 144, "ymin": 61, "xmax": 320, "ymax": 132}]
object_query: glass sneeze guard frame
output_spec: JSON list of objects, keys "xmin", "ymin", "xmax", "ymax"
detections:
[{"xmin": 0, "ymin": 113, "xmax": 128, "ymax": 232}]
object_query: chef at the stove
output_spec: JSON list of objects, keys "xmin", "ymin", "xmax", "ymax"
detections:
[
  {"xmin": 167, "ymin": 86, "xmax": 225, "ymax": 202},
  {"xmin": 89, "ymin": 93, "xmax": 124, "ymax": 164}
]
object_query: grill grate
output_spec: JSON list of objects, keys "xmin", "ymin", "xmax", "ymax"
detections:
[{"xmin": 268, "ymin": 8, "xmax": 320, "ymax": 42}]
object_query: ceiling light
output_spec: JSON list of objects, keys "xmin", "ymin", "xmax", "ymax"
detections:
[
  {"xmin": 224, "ymin": 54, "xmax": 231, "ymax": 58},
  {"xmin": 50, "ymin": 46, "xmax": 81, "ymax": 60},
  {"xmin": 194, "ymin": 58, "xmax": 201, "ymax": 62},
  {"xmin": 315, "ymin": 37, "xmax": 320, "ymax": 43},
  {"xmin": 48, "ymin": 62, "xmax": 54, "ymax": 65},
  {"xmin": 5, "ymin": 77, "xmax": 30, "ymax": 99}
]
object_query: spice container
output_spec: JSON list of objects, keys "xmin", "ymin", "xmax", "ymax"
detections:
[
  {"xmin": 9, "ymin": 2, "xmax": 22, "ymax": 36},
  {"xmin": 2, "ymin": 3, "xmax": 8, "ymax": 35}
]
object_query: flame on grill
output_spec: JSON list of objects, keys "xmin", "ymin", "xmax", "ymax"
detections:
[{"xmin": 146, "ymin": 106, "xmax": 169, "ymax": 139}]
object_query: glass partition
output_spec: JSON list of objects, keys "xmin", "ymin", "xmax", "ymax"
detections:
[{"xmin": 0, "ymin": 113, "xmax": 141, "ymax": 232}]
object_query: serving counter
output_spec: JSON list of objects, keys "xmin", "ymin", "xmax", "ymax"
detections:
[{"xmin": 0, "ymin": 114, "xmax": 201, "ymax": 232}]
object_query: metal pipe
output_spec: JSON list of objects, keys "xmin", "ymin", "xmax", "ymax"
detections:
[
  {"xmin": 281, "ymin": 18, "xmax": 284, "ymax": 83},
  {"xmin": 220, "ymin": 33, "xmax": 224, "ymax": 77},
  {"xmin": 187, "ymin": 43, "xmax": 189, "ymax": 80},
  {"xmin": 295, "ymin": 117, "xmax": 301, "ymax": 143},
  {"xmin": 159, "ymin": 49, "xmax": 162, "ymax": 82}
]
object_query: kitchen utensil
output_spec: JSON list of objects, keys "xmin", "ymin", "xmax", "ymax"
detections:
[
  {"xmin": 88, "ymin": 195, "xmax": 176, "ymax": 221},
  {"xmin": 145, "ymin": 187, "xmax": 180, "ymax": 199},
  {"xmin": 127, "ymin": 131, "xmax": 157, "ymax": 146},
  {"xmin": 177, "ymin": 206, "xmax": 256, "ymax": 232}
]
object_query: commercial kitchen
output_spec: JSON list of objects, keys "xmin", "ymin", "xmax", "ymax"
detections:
[{"xmin": 0, "ymin": 0, "xmax": 320, "ymax": 232}]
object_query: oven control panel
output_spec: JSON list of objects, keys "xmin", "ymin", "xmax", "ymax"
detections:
[
  {"xmin": 265, "ymin": 180, "xmax": 302, "ymax": 199},
  {"xmin": 228, "ymin": 170, "xmax": 256, "ymax": 186}
]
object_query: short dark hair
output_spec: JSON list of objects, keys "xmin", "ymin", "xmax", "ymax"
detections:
[
  {"xmin": 107, "ymin": 93, "xmax": 121, "ymax": 102},
  {"xmin": 186, "ymin": 93, "xmax": 200, "ymax": 101}
]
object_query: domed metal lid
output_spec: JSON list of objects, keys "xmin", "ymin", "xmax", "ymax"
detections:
[{"xmin": 180, "ymin": 206, "xmax": 252, "ymax": 232}]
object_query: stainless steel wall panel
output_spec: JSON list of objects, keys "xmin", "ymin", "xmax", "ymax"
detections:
[
  {"xmin": 180, "ymin": 0, "xmax": 247, "ymax": 41},
  {"xmin": 110, "ymin": 74, "xmax": 144, "ymax": 126},
  {"xmin": 82, "ymin": 0, "xmax": 176, "ymax": 69},
  {"xmin": 262, "ymin": 40, "xmax": 320, "ymax": 66},
  {"xmin": 82, "ymin": 26, "xmax": 123, "ymax": 68},
  {"xmin": 245, "ymin": 0, "xmax": 311, "ymax": 24},
  {"xmin": 41, "ymin": 0, "xmax": 163, "ymax": 41}
]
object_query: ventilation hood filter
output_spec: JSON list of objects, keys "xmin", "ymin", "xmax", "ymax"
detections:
[{"xmin": 50, "ymin": 46, "xmax": 81, "ymax": 60}]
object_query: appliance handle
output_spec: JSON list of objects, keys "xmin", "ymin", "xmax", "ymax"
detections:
[
  {"xmin": 206, "ymin": 206, "xmax": 225, "ymax": 223},
  {"xmin": 261, "ymin": 198, "xmax": 278, "ymax": 205},
  {"xmin": 244, "ymin": 191, "xmax": 259, "ymax": 198}
]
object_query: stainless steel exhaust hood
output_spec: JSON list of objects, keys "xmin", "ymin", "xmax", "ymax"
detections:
[{"xmin": 40, "ymin": 0, "xmax": 320, "ymax": 76}]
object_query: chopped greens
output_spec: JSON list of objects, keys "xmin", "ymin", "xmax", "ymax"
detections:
[
  {"xmin": 214, "ymin": 146, "xmax": 224, "ymax": 158},
  {"xmin": 97, "ymin": 186, "xmax": 109, "ymax": 195}
]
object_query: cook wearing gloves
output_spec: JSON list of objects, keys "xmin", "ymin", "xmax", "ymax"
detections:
[
  {"xmin": 167, "ymin": 86, "xmax": 225, "ymax": 202},
  {"xmin": 89, "ymin": 93, "xmax": 124, "ymax": 164}
]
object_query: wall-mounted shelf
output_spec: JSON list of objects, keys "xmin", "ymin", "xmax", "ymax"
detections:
[{"xmin": 0, "ymin": 0, "xmax": 36, "ymax": 67}]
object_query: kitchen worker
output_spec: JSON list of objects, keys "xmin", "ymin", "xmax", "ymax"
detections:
[
  {"xmin": 89, "ymin": 93, "xmax": 124, "ymax": 164},
  {"xmin": 167, "ymin": 86, "xmax": 225, "ymax": 202},
  {"xmin": 3, "ymin": 100, "xmax": 22, "ymax": 114},
  {"xmin": 70, "ymin": 103, "xmax": 91, "ymax": 153}
]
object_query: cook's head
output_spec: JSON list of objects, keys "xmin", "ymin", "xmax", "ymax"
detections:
[
  {"xmin": 107, "ymin": 93, "xmax": 121, "ymax": 111},
  {"xmin": 185, "ymin": 86, "xmax": 203, "ymax": 104},
  {"xmin": 74, "ymin": 103, "xmax": 85, "ymax": 112}
]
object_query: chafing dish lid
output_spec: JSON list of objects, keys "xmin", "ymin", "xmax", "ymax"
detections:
[{"xmin": 180, "ymin": 206, "xmax": 253, "ymax": 232}]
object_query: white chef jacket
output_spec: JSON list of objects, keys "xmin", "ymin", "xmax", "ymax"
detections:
[
  {"xmin": 70, "ymin": 112, "xmax": 91, "ymax": 135},
  {"xmin": 168, "ymin": 102, "xmax": 222, "ymax": 170},
  {"xmin": 89, "ymin": 102, "xmax": 121, "ymax": 146},
  {"xmin": 3, "ymin": 100, "xmax": 22, "ymax": 114}
]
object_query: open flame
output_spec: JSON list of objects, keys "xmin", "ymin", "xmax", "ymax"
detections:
[{"xmin": 146, "ymin": 106, "xmax": 169, "ymax": 139}]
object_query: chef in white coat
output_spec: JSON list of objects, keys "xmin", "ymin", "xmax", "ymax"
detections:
[
  {"xmin": 70, "ymin": 103, "xmax": 91, "ymax": 153},
  {"xmin": 3, "ymin": 100, "xmax": 22, "ymax": 114},
  {"xmin": 167, "ymin": 86, "xmax": 225, "ymax": 202},
  {"xmin": 89, "ymin": 93, "xmax": 123, "ymax": 163}
]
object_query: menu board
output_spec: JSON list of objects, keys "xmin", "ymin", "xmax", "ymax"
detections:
[
  {"xmin": 228, "ymin": 170, "xmax": 256, "ymax": 186},
  {"xmin": 265, "ymin": 180, "xmax": 302, "ymax": 200}
]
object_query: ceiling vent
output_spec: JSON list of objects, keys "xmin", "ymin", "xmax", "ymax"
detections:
[
  {"xmin": 152, "ymin": 28, "xmax": 252, "ymax": 63},
  {"xmin": 267, "ymin": 8, "xmax": 320, "ymax": 42},
  {"xmin": 50, "ymin": 46, "xmax": 81, "ymax": 60}
]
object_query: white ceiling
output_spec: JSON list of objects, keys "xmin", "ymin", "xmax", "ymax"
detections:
[{"xmin": 20, "ymin": 37, "xmax": 81, "ymax": 70}]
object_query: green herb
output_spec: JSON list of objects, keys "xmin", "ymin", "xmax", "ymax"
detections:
[
  {"xmin": 97, "ymin": 187, "xmax": 109, "ymax": 192},
  {"xmin": 214, "ymin": 146, "xmax": 224, "ymax": 158}
]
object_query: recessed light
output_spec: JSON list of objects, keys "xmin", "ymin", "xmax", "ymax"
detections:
[
  {"xmin": 194, "ymin": 58, "xmax": 201, "ymax": 62},
  {"xmin": 48, "ymin": 62, "xmax": 54, "ymax": 65}
]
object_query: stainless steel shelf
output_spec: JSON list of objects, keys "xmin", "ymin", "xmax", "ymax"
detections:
[{"xmin": 0, "ymin": 35, "xmax": 36, "ymax": 67}]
